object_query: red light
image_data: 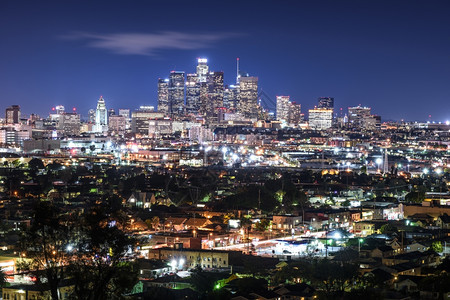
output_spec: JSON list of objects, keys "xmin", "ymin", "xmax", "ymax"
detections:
[
  {"xmin": 52, "ymin": 107, "xmax": 55, "ymax": 111},
  {"xmin": 73, "ymin": 107, "xmax": 76, "ymax": 111}
]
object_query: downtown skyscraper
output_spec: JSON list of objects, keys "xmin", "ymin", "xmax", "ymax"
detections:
[
  {"xmin": 168, "ymin": 71, "xmax": 185, "ymax": 116},
  {"xmin": 185, "ymin": 73, "xmax": 200, "ymax": 115},
  {"xmin": 157, "ymin": 78, "xmax": 169, "ymax": 114},
  {"xmin": 238, "ymin": 76, "xmax": 258, "ymax": 119},
  {"xmin": 276, "ymin": 96, "xmax": 290, "ymax": 122}
]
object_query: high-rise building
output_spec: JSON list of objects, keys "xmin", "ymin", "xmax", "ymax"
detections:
[
  {"xmin": 348, "ymin": 106, "xmax": 371, "ymax": 128},
  {"xmin": 185, "ymin": 73, "xmax": 200, "ymax": 115},
  {"xmin": 196, "ymin": 58, "xmax": 209, "ymax": 83},
  {"xmin": 238, "ymin": 76, "xmax": 258, "ymax": 119},
  {"xmin": 108, "ymin": 108, "xmax": 115, "ymax": 117},
  {"xmin": 118, "ymin": 109, "xmax": 131, "ymax": 130},
  {"xmin": 276, "ymin": 96, "xmax": 290, "ymax": 122},
  {"xmin": 308, "ymin": 108, "xmax": 333, "ymax": 130},
  {"xmin": 206, "ymin": 71, "xmax": 224, "ymax": 119},
  {"xmin": 168, "ymin": 71, "xmax": 185, "ymax": 116},
  {"xmin": 288, "ymin": 102, "xmax": 302, "ymax": 125},
  {"xmin": 157, "ymin": 78, "xmax": 169, "ymax": 114},
  {"xmin": 95, "ymin": 96, "xmax": 108, "ymax": 133},
  {"xmin": 223, "ymin": 85, "xmax": 239, "ymax": 110},
  {"xmin": 318, "ymin": 97, "xmax": 334, "ymax": 109},
  {"xmin": 6, "ymin": 105, "xmax": 20, "ymax": 124}
]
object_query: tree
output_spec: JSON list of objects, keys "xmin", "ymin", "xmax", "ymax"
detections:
[
  {"xmin": 255, "ymin": 219, "xmax": 270, "ymax": 232},
  {"xmin": 432, "ymin": 241, "xmax": 444, "ymax": 253},
  {"xmin": 28, "ymin": 158, "xmax": 44, "ymax": 170},
  {"xmin": 67, "ymin": 207, "xmax": 138, "ymax": 300},
  {"xmin": 19, "ymin": 201, "xmax": 69, "ymax": 300},
  {"xmin": 379, "ymin": 223, "xmax": 397, "ymax": 234}
]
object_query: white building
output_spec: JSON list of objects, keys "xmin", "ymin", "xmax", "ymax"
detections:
[
  {"xmin": 276, "ymin": 96, "xmax": 290, "ymax": 123},
  {"xmin": 94, "ymin": 96, "xmax": 108, "ymax": 133},
  {"xmin": 308, "ymin": 108, "xmax": 333, "ymax": 130}
]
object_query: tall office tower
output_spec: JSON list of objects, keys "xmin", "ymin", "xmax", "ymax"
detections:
[
  {"xmin": 118, "ymin": 108, "xmax": 131, "ymax": 130},
  {"xmin": 223, "ymin": 85, "xmax": 239, "ymax": 110},
  {"xmin": 238, "ymin": 76, "xmax": 258, "ymax": 119},
  {"xmin": 198, "ymin": 82, "xmax": 209, "ymax": 117},
  {"xmin": 108, "ymin": 108, "xmax": 115, "ymax": 117},
  {"xmin": 185, "ymin": 73, "xmax": 200, "ymax": 115},
  {"xmin": 95, "ymin": 96, "xmax": 108, "ymax": 133},
  {"xmin": 318, "ymin": 97, "xmax": 334, "ymax": 109},
  {"xmin": 206, "ymin": 71, "xmax": 224, "ymax": 119},
  {"xmin": 88, "ymin": 109, "xmax": 96, "ymax": 123},
  {"xmin": 276, "ymin": 96, "xmax": 290, "ymax": 122},
  {"xmin": 55, "ymin": 105, "xmax": 65, "ymax": 114},
  {"xmin": 288, "ymin": 102, "xmax": 302, "ymax": 125},
  {"xmin": 157, "ymin": 78, "xmax": 169, "ymax": 114},
  {"xmin": 348, "ymin": 105, "xmax": 371, "ymax": 128},
  {"xmin": 308, "ymin": 108, "xmax": 333, "ymax": 130},
  {"xmin": 6, "ymin": 105, "xmax": 20, "ymax": 124},
  {"xmin": 196, "ymin": 58, "xmax": 209, "ymax": 83},
  {"xmin": 168, "ymin": 71, "xmax": 185, "ymax": 117}
]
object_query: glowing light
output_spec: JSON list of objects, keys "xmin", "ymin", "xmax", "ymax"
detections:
[
  {"xmin": 170, "ymin": 259, "xmax": 177, "ymax": 270},
  {"xmin": 332, "ymin": 232, "xmax": 342, "ymax": 239},
  {"xmin": 179, "ymin": 258, "xmax": 185, "ymax": 268},
  {"xmin": 423, "ymin": 168, "xmax": 429, "ymax": 174}
]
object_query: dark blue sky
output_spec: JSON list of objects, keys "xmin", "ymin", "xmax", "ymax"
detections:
[{"xmin": 1, "ymin": 0, "xmax": 450, "ymax": 121}]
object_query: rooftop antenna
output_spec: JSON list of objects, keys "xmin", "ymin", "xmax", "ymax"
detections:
[{"xmin": 236, "ymin": 57, "xmax": 240, "ymax": 84}]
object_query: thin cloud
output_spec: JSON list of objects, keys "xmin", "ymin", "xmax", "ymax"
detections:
[{"xmin": 62, "ymin": 31, "xmax": 242, "ymax": 56}]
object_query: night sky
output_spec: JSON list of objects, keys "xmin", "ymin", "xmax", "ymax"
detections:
[{"xmin": 1, "ymin": 0, "xmax": 450, "ymax": 122}]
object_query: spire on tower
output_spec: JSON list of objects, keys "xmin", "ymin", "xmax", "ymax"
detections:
[{"xmin": 236, "ymin": 57, "xmax": 240, "ymax": 84}]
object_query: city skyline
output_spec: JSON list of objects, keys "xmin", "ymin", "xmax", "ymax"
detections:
[{"xmin": 1, "ymin": 1, "xmax": 450, "ymax": 121}]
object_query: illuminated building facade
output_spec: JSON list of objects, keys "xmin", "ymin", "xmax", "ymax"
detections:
[
  {"xmin": 185, "ymin": 73, "xmax": 200, "ymax": 115},
  {"xmin": 288, "ymin": 102, "xmax": 302, "ymax": 125},
  {"xmin": 238, "ymin": 76, "xmax": 258, "ymax": 119},
  {"xmin": 5, "ymin": 105, "xmax": 20, "ymax": 124},
  {"xmin": 348, "ymin": 106, "xmax": 371, "ymax": 128},
  {"xmin": 276, "ymin": 95, "xmax": 290, "ymax": 122},
  {"xmin": 196, "ymin": 58, "xmax": 209, "ymax": 83},
  {"xmin": 318, "ymin": 97, "xmax": 334, "ymax": 109},
  {"xmin": 157, "ymin": 78, "xmax": 169, "ymax": 114},
  {"xmin": 223, "ymin": 85, "xmax": 239, "ymax": 110},
  {"xmin": 168, "ymin": 71, "xmax": 185, "ymax": 117},
  {"xmin": 94, "ymin": 96, "xmax": 108, "ymax": 133},
  {"xmin": 206, "ymin": 71, "xmax": 224, "ymax": 120},
  {"xmin": 309, "ymin": 108, "xmax": 333, "ymax": 130}
]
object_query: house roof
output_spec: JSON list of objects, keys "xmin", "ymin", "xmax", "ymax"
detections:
[{"xmin": 438, "ymin": 213, "xmax": 450, "ymax": 224}]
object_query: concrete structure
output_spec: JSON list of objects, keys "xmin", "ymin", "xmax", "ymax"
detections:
[{"xmin": 308, "ymin": 108, "xmax": 333, "ymax": 130}]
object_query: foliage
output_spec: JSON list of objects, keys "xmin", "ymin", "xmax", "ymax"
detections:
[
  {"xmin": 18, "ymin": 201, "xmax": 69, "ymax": 300},
  {"xmin": 19, "ymin": 202, "xmax": 138, "ymax": 300},
  {"xmin": 255, "ymin": 219, "xmax": 271, "ymax": 232},
  {"xmin": 432, "ymin": 241, "xmax": 444, "ymax": 253},
  {"xmin": 379, "ymin": 223, "xmax": 397, "ymax": 234}
]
